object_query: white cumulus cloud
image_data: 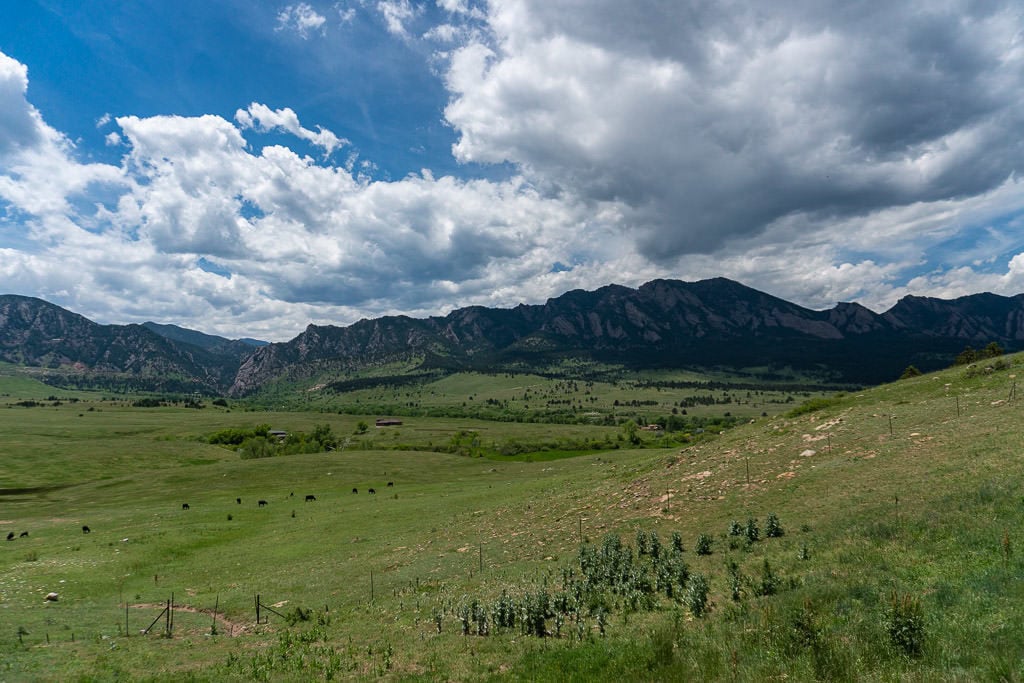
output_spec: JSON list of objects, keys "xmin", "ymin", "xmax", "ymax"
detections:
[
  {"xmin": 235, "ymin": 103, "xmax": 347, "ymax": 157},
  {"xmin": 276, "ymin": 3, "xmax": 328, "ymax": 38}
]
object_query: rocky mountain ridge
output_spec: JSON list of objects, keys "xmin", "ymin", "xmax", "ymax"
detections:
[
  {"xmin": 4, "ymin": 279, "xmax": 1024, "ymax": 395},
  {"xmin": 229, "ymin": 278, "xmax": 1024, "ymax": 393},
  {"xmin": 0, "ymin": 295, "xmax": 249, "ymax": 393}
]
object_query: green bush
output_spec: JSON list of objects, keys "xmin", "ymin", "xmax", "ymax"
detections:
[
  {"xmin": 899, "ymin": 365, "xmax": 922, "ymax": 379},
  {"xmin": 754, "ymin": 559, "xmax": 778, "ymax": 597},
  {"xmin": 685, "ymin": 574, "xmax": 710, "ymax": 617},
  {"xmin": 745, "ymin": 518, "xmax": 760, "ymax": 543},
  {"xmin": 885, "ymin": 592, "xmax": 925, "ymax": 657},
  {"xmin": 239, "ymin": 436, "xmax": 274, "ymax": 459},
  {"xmin": 695, "ymin": 533, "xmax": 713, "ymax": 556},
  {"xmin": 765, "ymin": 513, "xmax": 784, "ymax": 538}
]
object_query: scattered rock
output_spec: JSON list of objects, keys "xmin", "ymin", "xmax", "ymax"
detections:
[{"xmin": 45, "ymin": 592, "xmax": 59, "ymax": 601}]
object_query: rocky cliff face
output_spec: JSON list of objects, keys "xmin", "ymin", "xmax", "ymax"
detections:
[
  {"xmin": 882, "ymin": 292, "xmax": 1024, "ymax": 340},
  {"xmin": 8, "ymin": 278, "xmax": 1024, "ymax": 396},
  {"xmin": 226, "ymin": 278, "xmax": 1024, "ymax": 394},
  {"xmin": 0, "ymin": 295, "xmax": 246, "ymax": 392}
]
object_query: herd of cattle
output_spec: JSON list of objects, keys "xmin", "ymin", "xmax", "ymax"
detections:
[{"xmin": 6, "ymin": 481, "xmax": 396, "ymax": 541}]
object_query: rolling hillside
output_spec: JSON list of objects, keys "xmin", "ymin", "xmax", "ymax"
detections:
[{"xmin": 1, "ymin": 355, "xmax": 1022, "ymax": 679}]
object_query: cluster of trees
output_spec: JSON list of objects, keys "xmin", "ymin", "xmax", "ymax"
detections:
[
  {"xmin": 208, "ymin": 423, "xmax": 340, "ymax": 459},
  {"xmin": 954, "ymin": 342, "xmax": 1004, "ymax": 366}
]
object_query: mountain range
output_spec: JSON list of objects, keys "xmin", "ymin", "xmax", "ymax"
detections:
[{"xmin": 2, "ymin": 278, "xmax": 1023, "ymax": 395}]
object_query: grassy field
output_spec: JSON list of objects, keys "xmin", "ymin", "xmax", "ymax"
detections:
[
  {"xmin": 251, "ymin": 364, "xmax": 835, "ymax": 424},
  {"xmin": 1, "ymin": 359, "xmax": 1023, "ymax": 680}
]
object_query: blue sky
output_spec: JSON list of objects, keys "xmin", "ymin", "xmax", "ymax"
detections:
[{"xmin": 1, "ymin": 1, "xmax": 1023, "ymax": 341}]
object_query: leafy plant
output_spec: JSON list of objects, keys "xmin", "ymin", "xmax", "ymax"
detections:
[
  {"xmin": 695, "ymin": 533, "xmax": 713, "ymax": 556},
  {"xmin": 745, "ymin": 518, "xmax": 760, "ymax": 543},
  {"xmin": 885, "ymin": 592, "xmax": 925, "ymax": 657},
  {"xmin": 754, "ymin": 559, "xmax": 778, "ymax": 597},
  {"xmin": 685, "ymin": 574, "xmax": 710, "ymax": 617},
  {"xmin": 726, "ymin": 560, "xmax": 743, "ymax": 602},
  {"xmin": 765, "ymin": 513, "xmax": 784, "ymax": 538}
]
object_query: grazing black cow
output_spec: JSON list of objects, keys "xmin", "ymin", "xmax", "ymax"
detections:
[
  {"xmin": 19, "ymin": 531, "xmax": 28, "ymax": 537},
  {"xmin": 305, "ymin": 494, "xmax": 316, "ymax": 502},
  {"xmin": 182, "ymin": 503, "xmax": 190, "ymax": 510},
  {"xmin": 236, "ymin": 498, "xmax": 242, "ymax": 505},
  {"xmin": 258, "ymin": 500, "xmax": 268, "ymax": 507},
  {"xmin": 5, "ymin": 532, "xmax": 13, "ymax": 541},
  {"xmin": 368, "ymin": 488, "xmax": 376, "ymax": 494},
  {"xmin": 387, "ymin": 481, "xmax": 394, "ymax": 487},
  {"xmin": 352, "ymin": 488, "xmax": 358, "ymax": 494},
  {"xmin": 82, "ymin": 525, "xmax": 91, "ymax": 534}
]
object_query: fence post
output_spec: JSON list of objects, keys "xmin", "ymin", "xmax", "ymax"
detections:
[{"xmin": 212, "ymin": 595, "xmax": 219, "ymax": 634}]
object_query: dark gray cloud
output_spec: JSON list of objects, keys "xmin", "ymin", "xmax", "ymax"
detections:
[{"xmin": 445, "ymin": 1, "xmax": 1024, "ymax": 258}]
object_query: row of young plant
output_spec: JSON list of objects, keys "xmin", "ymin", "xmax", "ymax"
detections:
[{"xmin": 434, "ymin": 516, "xmax": 789, "ymax": 641}]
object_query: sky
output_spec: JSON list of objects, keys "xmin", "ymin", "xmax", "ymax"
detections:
[{"xmin": 1, "ymin": 1, "xmax": 1023, "ymax": 342}]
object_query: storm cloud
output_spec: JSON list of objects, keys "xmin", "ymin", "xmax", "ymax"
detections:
[{"xmin": 445, "ymin": 1, "xmax": 1024, "ymax": 256}]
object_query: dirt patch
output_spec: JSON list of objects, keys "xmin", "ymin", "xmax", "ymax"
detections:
[{"xmin": 130, "ymin": 602, "xmax": 250, "ymax": 636}]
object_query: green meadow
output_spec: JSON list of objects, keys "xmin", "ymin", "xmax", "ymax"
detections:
[
  {"xmin": 2, "ymin": 359, "xmax": 1024, "ymax": 680},
  {"xmin": 251, "ymin": 363, "xmax": 833, "ymax": 424}
]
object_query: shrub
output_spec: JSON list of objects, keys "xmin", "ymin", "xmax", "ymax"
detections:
[
  {"xmin": 755, "ymin": 559, "xmax": 778, "ymax": 597},
  {"xmin": 726, "ymin": 560, "xmax": 743, "ymax": 602},
  {"xmin": 885, "ymin": 592, "xmax": 925, "ymax": 657},
  {"xmin": 745, "ymin": 518, "xmax": 760, "ymax": 543},
  {"xmin": 765, "ymin": 513, "xmax": 784, "ymax": 538},
  {"xmin": 648, "ymin": 531, "xmax": 662, "ymax": 560},
  {"xmin": 899, "ymin": 365, "xmax": 922, "ymax": 379},
  {"xmin": 636, "ymin": 529, "xmax": 650, "ymax": 556},
  {"xmin": 685, "ymin": 574, "xmax": 710, "ymax": 617},
  {"xmin": 695, "ymin": 533, "xmax": 713, "ymax": 556},
  {"xmin": 239, "ymin": 436, "xmax": 275, "ymax": 459},
  {"xmin": 728, "ymin": 520, "xmax": 743, "ymax": 536},
  {"xmin": 284, "ymin": 606, "xmax": 312, "ymax": 625}
]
